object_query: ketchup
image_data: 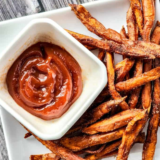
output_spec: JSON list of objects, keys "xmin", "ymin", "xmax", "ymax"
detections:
[{"xmin": 6, "ymin": 42, "xmax": 83, "ymax": 120}]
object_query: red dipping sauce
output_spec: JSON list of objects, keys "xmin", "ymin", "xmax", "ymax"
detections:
[{"xmin": 6, "ymin": 42, "xmax": 83, "ymax": 120}]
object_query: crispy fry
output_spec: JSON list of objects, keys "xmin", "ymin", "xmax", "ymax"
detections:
[
  {"xmin": 98, "ymin": 49, "xmax": 105, "ymax": 61},
  {"xmin": 84, "ymin": 45, "xmax": 97, "ymax": 50},
  {"xmin": 142, "ymin": 22, "xmax": 160, "ymax": 159},
  {"xmin": 141, "ymin": 0, "xmax": 155, "ymax": 112},
  {"xmin": 106, "ymin": 51, "xmax": 129, "ymax": 110},
  {"xmin": 130, "ymin": 0, "xmax": 143, "ymax": 35},
  {"xmin": 23, "ymin": 126, "xmax": 84, "ymax": 160},
  {"xmin": 151, "ymin": 22, "xmax": 160, "ymax": 125},
  {"xmin": 142, "ymin": 0, "xmax": 155, "ymax": 41},
  {"xmin": 85, "ymin": 132, "xmax": 145, "ymax": 160},
  {"xmin": 151, "ymin": 21, "xmax": 160, "ymax": 44},
  {"xmin": 60, "ymin": 127, "xmax": 125, "ymax": 151},
  {"xmin": 69, "ymin": 5, "xmax": 122, "ymax": 43},
  {"xmin": 107, "ymin": 40, "xmax": 155, "ymax": 59},
  {"xmin": 120, "ymin": 26, "xmax": 128, "ymax": 39},
  {"xmin": 116, "ymin": 66, "xmax": 160, "ymax": 92},
  {"xmin": 24, "ymin": 132, "xmax": 32, "ymax": 139},
  {"xmin": 93, "ymin": 87, "xmax": 110, "ymax": 104},
  {"xmin": 82, "ymin": 97, "xmax": 127, "ymax": 127},
  {"xmin": 82, "ymin": 109, "xmax": 142, "ymax": 135},
  {"xmin": 67, "ymin": 97, "xmax": 126, "ymax": 135},
  {"xmin": 141, "ymin": 60, "xmax": 152, "ymax": 111},
  {"xmin": 85, "ymin": 140, "xmax": 121, "ymax": 160},
  {"xmin": 67, "ymin": 29, "xmax": 155, "ymax": 59},
  {"xmin": 101, "ymin": 150, "xmax": 118, "ymax": 159},
  {"xmin": 127, "ymin": 6, "xmax": 137, "ymax": 41},
  {"xmin": 116, "ymin": 110, "xmax": 148, "ymax": 160},
  {"xmin": 69, "ymin": 4, "xmax": 160, "ymax": 59},
  {"xmin": 115, "ymin": 58, "xmax": 135, "ymax": 82},
  {"xmin": 65, "ymin": 29, "xmax": 109, "ymax": 50},
  {"xmin": 30, "ymin": 153, "xmax": 60, "ymax": 160},
  {"xmin": 142, "ymin": 106, "xmax": 159, "ymax": 160},
  {"xmin": 84, "ymin": 144, "xmax": 106, "ymax": 154},
  {"xmin": 128, "ymin": 60, "xmax": 143, "ymax": 108}
]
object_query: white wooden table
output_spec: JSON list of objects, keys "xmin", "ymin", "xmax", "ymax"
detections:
[{"xmin": 0, "ymin": 0, "xmax": 96, "ymax": 159}]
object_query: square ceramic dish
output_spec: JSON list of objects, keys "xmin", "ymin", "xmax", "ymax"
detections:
[
  {"xmin": 0, "ymin": 0, "xmax": 160, "ymax": 160},
  {"xmin": 0, "ymin": 18, "xmax": 107, "ymax": 140}
]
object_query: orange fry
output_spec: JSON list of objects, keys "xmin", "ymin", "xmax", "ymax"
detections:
[
  {"xmin": 85, "ymin": 132, "xmax": 145, "ymax": 160},
  {"xmin": 120, "ymin": 26, "xmax": 128, "ymax": 39},
  {"xmin": 130, "ymin": 0, "xmax": 143, "ymax": 35},
  {"xmin": 69, "ymin": 4, "xmax": 160, "ymax": 59},
  {"xmin": 66, "ymin": 29, "xmax": 110, "ymax": 50},
  {"xmin": 116, "ymin": 110, "xmax": 148, "ymax": 160},
  {"xmin": 116, "ymin": 66, "xmax": 160, "ymax": 92},
  {"xmin": 60, "ymin": 127, "xmax": 125, "ymax": 151},
  {"xmin": 98, "ymin": 49, "xmax": 105, "ymax": 61},
  {"xmin": 106, "ymin": 51, "xmax": 129, "ymax": 110},
  {"xmin": 141, "ymin": 0, "xmax": 155, "ymax": 112},
  {"xmin": 69, "ymin": 5, "xmax": 122, "ymax": 43},
  {"xmin": 142, "ymin": 0, "xmax": 155, "ymax": 41},
  {"xmin": 67, "ymin": 97, "xmax": 126, "ymax": 135},
  {"xmin": 151, "ymin": 21, "xmax": 160, "ymax": 44},
  {"xmin": 23, "ymin": 126, "xmax": 84, "ymax": 160},
  {"xmin": 142, "ymin": 106, "xmax": 159, "ymax": 160},
  {"xmin": 128, "ymin": 60, "xmax": 143, "ymax": 108},
  {"xmin": 82, "ymin": 109, "xmax": 142, "ymax": 135},
  {"xmin": 67, "ymin": 29, "xmax": 154, "ymax": 59},
  {"xmin": 127, "ymin": 6, "xmax": 137, "ymax": 41},
  {"xmin": 24, "ymin": 132, "xmax": 32, "ymax": 139},
  {"xmin": 30, "ymin": 153, "xmax": 60, "ymax": 160},
  {"xmin": 115, "ymin": 58, "xmax": 135, "ymax": 82}
]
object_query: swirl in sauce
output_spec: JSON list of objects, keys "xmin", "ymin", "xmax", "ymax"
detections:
[{"xmin": 6, "ymin": 42, "xmax": 83, "ymax": 120}]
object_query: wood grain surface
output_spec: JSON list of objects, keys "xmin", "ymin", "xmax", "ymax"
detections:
[{"xmin": 0, "ymin": 0, "xmax": 96, "ymax": 159}]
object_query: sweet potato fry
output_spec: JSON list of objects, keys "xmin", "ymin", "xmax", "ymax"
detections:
[
  {"xmin": 67, "ymin": 29, "xmax": 155, "ymax": 59},
  {"xmin": 85, "ymin": 132, "xmax": 145, "ymax": 160},
  {"xmin": 65, "ymin": 29, "xmax": 110, "ymax": 50},
  {"xmin": 60, "ymin": 127, "xmax": 125, "ymax": 151},
  {"xmin": 84, "ymin": 45, "xmax": 97, "ymax": 50},
  {"xmin": 120, "ymin": 26, "xmax": 128, "ymax": 39},
  {"xmin": 106, "ymin": 51, "xmax": 129, "ymax": 110},
  {"xmin": 101, "ymin": 150, "xmax": 118, "ymax": 159},
  {"xmin": 108, "ymin": 40, "xmax": 155, "ymax": 59},
  {"xmin": 84, "ymin": 144, "xmax": 106, "ymax": 154},
  {"xmin": 142, "ymin": 0, "xmax": 155, "ymax": 41},
  {"xmin": 116, "ymin": 110, "xmax": 148, "ymax": 160},
  {"xmin": 85, "ymin": 140, "xmax": 121, "ymax": 160},
  {"xmin": 128, "ymin": 60, "xmax": 143, "ymax": 108},
  {"xmin": 23, "ymin": 126, "xmax": 84, "ymax": 160},
  {"xmin": 115, "ymin": 58, "xmax": 135, "ymax": 82},
  {"xmin": 127, "ymin": 6, "xmax": 137, "ymax": 41},
  {"xmin": 82, "ymin": 109, "xmax": 142, "ymax": 135},
  {"xmin": 151, "ymin": 21, "xmax": 160, "ymax": 44},
  {"xmin": 98, "ymin": 49, "xmax": 105, "ymax": 61},
  {"xmin": 67, "ymin": 97, "xmax": 126, "ymax": 135},
  {"xmin": 126, "ymin": 5, "xmax": 142, "ymax": 109},
  {"xmin": 93, "ymin": 86, "xmax": 110, "ymax": 104},
  {"xmin": 24, "ymin": 132, "xmax": 32, "ymax": 139},
  {"xmin": 116, "ymin": 66, "xmax": 160, "ymax": 92},
  {"xmin": 30, "ymin": 153, "xmax": 60, "ymax": 160},
  {"xmin": 141, "ymin": 0, "xmax": 155, "ymax": 112},
  {"xmin": 130, "ymin": 0, "xmax": 143, "ymax": 35},
  {"xmin": 69, "ymin": 5, "xmax": 122, "ymax": 43},
  {"xmin": 142, "ymin": 23, "xmax": 160, "ymax": 159},
  {"xmin": 142, "ymin": 106, "xmax": 159, "ymax": 160}
]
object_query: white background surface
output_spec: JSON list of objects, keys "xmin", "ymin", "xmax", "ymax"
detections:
[{"xmin": 0, "ymin": 0, "xmax": 160, "ymax": 160}]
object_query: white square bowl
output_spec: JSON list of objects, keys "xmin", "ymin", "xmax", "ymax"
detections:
[{"xmin": 0, "ymin": 18, "xmax": 107, "ymax": 140}]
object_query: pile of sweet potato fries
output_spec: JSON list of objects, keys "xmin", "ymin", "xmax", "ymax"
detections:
[{"xmin": 23, "ymin": 1, "xmax": 160, "ymax": 159}]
